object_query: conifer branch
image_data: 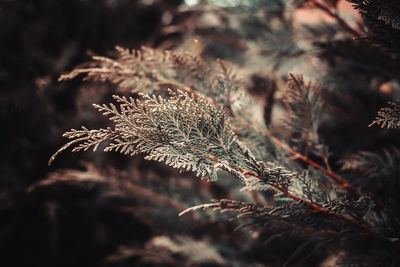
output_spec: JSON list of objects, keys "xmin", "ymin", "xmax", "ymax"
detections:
[
  {"xmin": 232, "ymin": 108, "xmax": 355, "ymax": 192},
  {"xmin": 369, "ymin": 101, "xmax": 400, "ymax": 129},
  {"xmin": 235, "ymin": 163, "xmax": 369, "ymax": 233},
  {"xmin": 50, "ymin": 87, "xmax": 371, "ymax": 234}
]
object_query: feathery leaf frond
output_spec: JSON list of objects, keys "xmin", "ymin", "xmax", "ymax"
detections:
[
  {"xmin": 369, "ymin": 101, "xmax": 400, "ymax": 129},
  {"xmin": 59, "ymin": 47, "xmax": 243, "ymax": 108},
  {"xmin": 50, "ymin": 90, "xmax": 250, "ymax": 181},
  {"xmin": 281, "ymin": 74, "xmax": 327, "ymax": 157}
]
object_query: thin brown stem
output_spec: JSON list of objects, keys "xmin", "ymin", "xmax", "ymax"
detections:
[
  {"xmin": 237, "ymin": 166, "xmax": 370, "ymax": 233},
  {"xmin": 310, "ymin": 0, "xmax": 365, "ymax": 38},
  {"xmin": 271, "ymin": 136, "xmax": 356, "ymax": 192},
  {"xmin": 236, "ymin": 166, "xmax": 370, "ymax": 233},
  {"xmin": 285, "ymin": 190, "xmax": 372, "ymax": 233}
]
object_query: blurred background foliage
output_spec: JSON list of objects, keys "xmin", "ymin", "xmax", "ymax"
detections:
[{"xmin": 1, "ymin": 0, "xmax": 400, "ymax": 266}]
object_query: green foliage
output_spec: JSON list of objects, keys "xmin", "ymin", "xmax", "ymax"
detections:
[
  {"xmin": 50, "ymin": 90, "xmax": 246, "ymax": 181},
  {"xmin": 349, "ymin": 0, "xmax": 400, "ymax": 30},
  {"xmin": 370, "ymin": 101, "xmax": 400, "ymax": 129},
  {"xmin": 348, "ymin": 0, "xmax": 400, "ymax": 53},
  {"xmin": 281, "ymin": 74, "xmax": 327, "ymax": 157},
  {"xmin": 52, "ymin": 46, "xmax": 390, "ymax": 243},
  {"xmin": 46, "ymin": 1, "xmax": 400, "ymax": 265},
  {"xmin": 342, "ymin": 148, "xmax": 400, "ymax": 179}
]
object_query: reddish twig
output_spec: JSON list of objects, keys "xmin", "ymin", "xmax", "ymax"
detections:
[
  {"xmin": 270, "ymin": 136, "xmax": 356, "ymax": 192},
  {"xmin": 237, "ymin": 167, "xmax": 370, "ymax": 233},
  {"xmin": 285, "ymin": 190, "xmax": 370, "ymax": 232},
  {"xmin": 310, "ymin": 0, "xmax": 365, "ymax": 38}
]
